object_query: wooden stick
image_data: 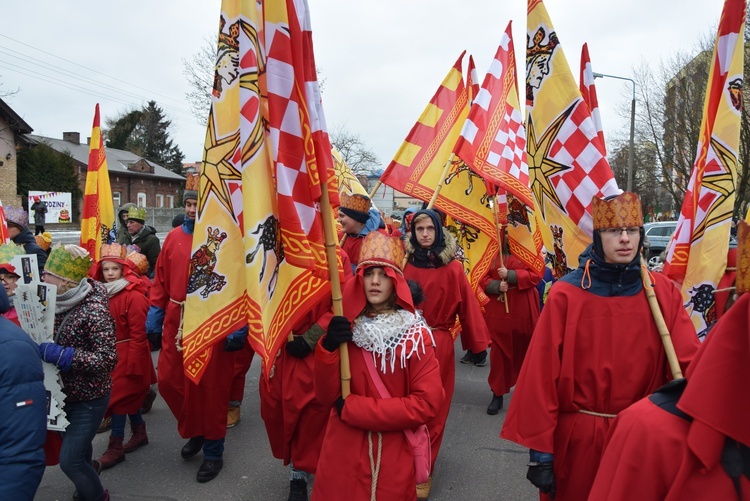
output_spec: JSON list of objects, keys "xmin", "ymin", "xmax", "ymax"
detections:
[
  {"xmin": 320, "ymin": 184, "xmax": 350, "ymax": 397},
  {"xmin": 640, "ymin": 257, "xmax": 683, "ymax": 379},
  {"xmin": 489, "ymin": 185, "xmax": 509, "ymax": 313}
]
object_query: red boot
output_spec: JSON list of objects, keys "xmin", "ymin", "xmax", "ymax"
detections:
[
  {"xmin": 123, "ymin": 422, "xmax": 149, "ymax": 453},
  {"xmin": 97, "ymin": 436, "xmax": 125, "ymax": 469}
]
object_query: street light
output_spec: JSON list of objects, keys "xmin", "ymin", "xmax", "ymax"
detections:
[{"xmin": 593, "ymin": 72, "xmax": 636, "ymax": 192}]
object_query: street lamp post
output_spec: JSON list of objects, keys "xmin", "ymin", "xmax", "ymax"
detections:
[{"xmin": 593, "ymin": 72, "xmax": 636, "ymax": 192}]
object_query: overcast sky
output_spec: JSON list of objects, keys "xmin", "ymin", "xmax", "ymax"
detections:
[{"xmin": 0, "ymin": 0, "xmax": 730, "ymax": 170}]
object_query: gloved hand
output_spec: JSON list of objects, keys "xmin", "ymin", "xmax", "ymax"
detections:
[
  {"xmin": 146, "ymin": 306, "xmax": 165, "ymax": 351},
  {"xmin": 224, "ymin": 325, "xmax": 248, "ymax": 352},
  {"xmin": 527, "ymin": 450, "xmax": 556, "ymax": 498},
  {"xmin": 146, "ymin": 332, "xmax": 162, "ymax": 351},
  {"xmin": 334, "ymin": 396, "xmax": 345, "ymax": 417},
  {"xmin": 39, "ymin": 342, "xmax": 75, "ymax": 372},
  {"xmin": 322, "ymin": 316, "xmax": 353, "ymax": 352},
  {"xmin": 286, "ymin": 336, "xmax": 313, "ymax": 358}
]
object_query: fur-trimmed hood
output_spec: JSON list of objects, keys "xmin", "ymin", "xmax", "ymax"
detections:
[{"xmin": 404, "ymin": 230, "xmax": 458, "ymax": 266}]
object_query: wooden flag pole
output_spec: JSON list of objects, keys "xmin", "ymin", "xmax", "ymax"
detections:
[
  {"xmin": 489, "ymin": 185, "xmax": 509, "ymax": 313},
  {"xmin": 339, "ymin": 180, "xmax": 384, "ymax": 247},
  {"xmin": 640, "ymin": 257, "xmax": 683, "ymax": 379},
  {"xmin": 320, "ymin": 184, "xmax": 351, "ymax": 398},
  {"xmin": 400, "ymin": 153, "xmax": 456, "ymax": 269}
]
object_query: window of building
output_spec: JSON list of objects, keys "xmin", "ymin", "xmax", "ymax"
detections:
[
  {"xmin": 156, "ymin": 194, "xmax": 164, "ymax": 208},
  {"xmin": 113, "ymin": 192, "xmax": 121, "ymax": 207},
  {"xmin": 167, "ymin": 195, "xmax": 174, "ymax": 208},
  {"xmin": 137, "ymin": 192, "xmax": 147, "ymax": 207}
]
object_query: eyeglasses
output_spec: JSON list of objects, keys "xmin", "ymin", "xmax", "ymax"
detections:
[
  {"xmin": 600, "ymin": 227, "xmax": 640, "ymax": 237},
  {"xmin": 0, "ymin": 275, "xmax": 17, "ymax": 283}
]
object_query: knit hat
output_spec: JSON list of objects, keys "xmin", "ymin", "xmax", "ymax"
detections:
[
  {"xmin": 127, "ymin": 206, "xmax": 147, "ymax": 224},
  {"xmin": 0, "ymin": 243, "xmax": 26, "ymax": 276},
  {"xmin": 44, "ymin": 245, "xmax": 93, "ymax": 284},
  {"xmin": 5, "ymin": 205, "xmax": 28, "ymax": 228},
  {"xmin": 591, "ymin": 191, "xmax": 643, "ymax": 230},
  {"xmin": 35, "ymin": 232, "xmax": 53, "ymax": 251},
  {"xmin": 338, "ymin": 192, "xmax": 371, "ymax": 224}
]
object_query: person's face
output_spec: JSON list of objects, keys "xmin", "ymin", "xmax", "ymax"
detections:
[
  {"xmin": 599, "ymin": 227, "xmax": 640, "ymax": 265},
  {"xmin": 126, "ymin": 219, "xmax": 143, "ymax": 235},
  {"xmin": 101, "ymin": 261, "xmax": 123, "ymax": 283},
  {"xmin": 0, "ymin": 272, "xmax": 19, "ymax": 296},
  {"xmin": 184, "ymin": 199, "xmax": 198, "ymax": 220},
  {"xmin": 527, "ymin": 55, "xmax": 550, "ymax": 89},
  {"xmin": 120, "ymin": 212, "xmax": 129, "ymax": 223},
  {"xmin": 414, "ymin": 218, "xmax": 436, "ymax": 248},
  {"xmin": 42, "ymin": 271, "xmax": 69, "ymax": 290},
  {"xmin": 7, "ymin": 225, "xmax": 20, "ymax": 239},
  {"xmin": 363, "ymin": 267, "xmax": 394, "ymax": 313},
  {"xmin": 338, "ymin": 211, "xmax": 364, "ymax": 235}
]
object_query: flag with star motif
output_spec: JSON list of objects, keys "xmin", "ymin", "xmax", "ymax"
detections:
[
  {"xmin": 181, "ymin": 0, "xmax": 340, "ymax": 383},
  {"xmin": 80, "ymin": 103, "xmax": 116, "ymax": 261},
  {"xmin": 663, "ymin": 0, "xmax": 746, "ymax": 338},
  {"xmin": 526, "ymin": 0, "xmax": 619, "ymax": 278}
]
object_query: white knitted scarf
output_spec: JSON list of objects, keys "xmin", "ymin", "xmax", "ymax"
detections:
[{"xmin": 352, "ymin": 309, "xmax": 434, "ymax": 374}]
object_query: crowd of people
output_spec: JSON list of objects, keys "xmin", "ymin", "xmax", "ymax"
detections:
[{"xmin": 2, "ymin": 189, "xmax": 748, "ymax": 500}]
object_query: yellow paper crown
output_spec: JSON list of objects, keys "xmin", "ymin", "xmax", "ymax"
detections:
[
  {"xmin": 100, "ymin": 243, "xmax": 127, "ymax": 261},
  {"xmin": 339, "ymin": 192, "xmax": 371, "ymax": 214},
  {"xmin": 35, "ymin": 232, "xmax": 53, "ymax": 251},
  {"xmin": 357, "ymin": 231, "xmax": 405, "ymax": 274},
  {"xmin": 127, "ymin": 206, "xmax": 147, "ymax": 221},
  {"xmin": 0, "ymin": 243, "xmax": 27, "ymax": 273},
  {"xmin": 736, "ymin": 220, "xmax": 750, "ymax": 294},
  {"xmin": 592, "ymin": 192, "xmax": 643, "ymax": 230},
  {"xmin": 126, "ymin": 250, "xmax": 148, "ymax": 275},
  {"xmin": 45, "ymin": 245, "xmax": 93, "ymax": 283}
]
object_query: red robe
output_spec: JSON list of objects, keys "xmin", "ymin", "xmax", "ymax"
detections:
[
  {"xmin": 480, "ymin": 254, "xmax": 540, "ymax": 396},
  {"xmin": 500, "ymin": 273, "xmax": 700, "ymax": 501},
  {"xmin": 106, "ymin": 285, "xmax": 152, "ymax": 416},
  {"xmin": 151, "ymin": 226, "xmax": 236, "ymax": 440},
  {"xmin": 312, "ymin": 324, "xmax": 443, "ymax": 500},
  {"xmin": 404, "ymin": 259, "xmax": 490, "ymax": 469}
]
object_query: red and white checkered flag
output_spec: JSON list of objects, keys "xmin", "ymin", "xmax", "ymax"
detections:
[{"xmin": 579, "ymin": 43, "xmax": 606, "ymax": 155}]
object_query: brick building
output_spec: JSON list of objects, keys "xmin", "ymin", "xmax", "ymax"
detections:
[
  {"xmin": 0, "ymin": 98, "xmax": 33, "ymax": 207},
  {"xmin": 28, "ymin": 132, "xmax": 185, "ymax": 211}
]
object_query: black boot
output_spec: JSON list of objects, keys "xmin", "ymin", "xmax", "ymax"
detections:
[
  {"xmin": 181, "ymin": 436, "xmax": 205, "ymax": 459},
  {"xmin": 487, "ymin": 394, "xmax": 504, "ymax": 415},
  {"xmin": 196, "ymin": 459, "xmax": 223, "ymax": 483},
  {"xmin": 288, "ymin": 479, "xmax": 308, "ymax": 501}
]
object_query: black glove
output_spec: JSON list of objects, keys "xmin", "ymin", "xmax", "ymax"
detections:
[
  {"xmin": 224, "ymin": 326, "xmax": 248, "ymax": 352},
  {"xmin": 322, "ymin": 316, "xmax": 353, "ymax": 352},
  {"xmin": 526, "ymin": 461, "xmax": 556, "ymax": 499},
  {"xmin": 146, "ymin": 332, "xmax": 162, "ymax": 351},
  {"xmin": 334, "ymin": 396, "xmax": 345, "ymax": 417},
  {"xmin": 286, "ymin": 336, "xmax": 313, "ymax": 358}
]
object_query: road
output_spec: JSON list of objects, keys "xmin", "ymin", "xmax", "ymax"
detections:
[{"xmin": 34, "ymin": 347, "xmax": 537, "ymax": 501}]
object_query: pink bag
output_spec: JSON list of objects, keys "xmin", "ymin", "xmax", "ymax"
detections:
[{"xmin": 362, "ymin": 351, "xmax": 432, "ymax": 484}]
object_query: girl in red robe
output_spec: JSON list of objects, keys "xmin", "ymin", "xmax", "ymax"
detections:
[
  {"xmin": 312, "ymin": 231, "xmax": 444, "ymax": 501},
  {"xmin": 94, "ymin": 244, "xmax": 153, "ymax": 469}
]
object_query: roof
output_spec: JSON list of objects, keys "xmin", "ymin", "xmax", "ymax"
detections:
[
  {"xmin": 25, "ymin": 134, "xmax": 185, "ymax": 182},
  {"xmin": 0, "ymin": 98, "xmax": 33, "ymax": 134}
]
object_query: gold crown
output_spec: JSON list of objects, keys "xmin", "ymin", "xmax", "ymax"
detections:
[
  {"xmin": 100, "ymin": 243, "xmax": 127, "ymax": 261},
  {"xmin": 35, "ymin": 232, "xmax": 53, "ymax": 251},
  {"xmin": 126, "ymin": 250, "xmax": 148, "ymax": 275},
  {"xmin": 357, "ymin": 231, "xmax": 405, "ymax": 274},
  {"xmin": 339, "ymin": 192, "xmax": 370, "ymax": 214},
  {"xmin": 45, "ymin": 245, "xmax": 93, "ymax": 283},
  {"xmin": 527, "ymin": 27, "xmax": 559, "ymax": 60},
  {"xmin": 592, "ymin": 192, "xmax": 644, "ymax": 230},
  {"xmin": 736, "ymin": 220, "xmax": 750, "ymax": 294},
  {"xmin": 186, "ymin": 173, "xmax": 200, "ymax": 191},
  {"xmin": 127, "ymin": 206, "xmax": 147, "ymax": 221}
]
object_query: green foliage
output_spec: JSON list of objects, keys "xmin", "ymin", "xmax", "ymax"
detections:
[
  {"xmin": 17, "ymin": 142, "xmax": 82, "ymax": 219},
  {"xmin": 104, "ymin": 101, "xmax": 185, "ymax": 174}
]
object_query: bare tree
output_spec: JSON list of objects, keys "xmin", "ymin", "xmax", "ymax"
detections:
[
  {"xmin": 182, "ymin": 36, "xmax": 216, "ymax": 125},
  {"xmin": 329, "ymin": 125, "xmax": 380, "ymax": 175}
]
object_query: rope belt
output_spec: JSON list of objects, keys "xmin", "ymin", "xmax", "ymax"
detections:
[
  {"xmin": 578, "ymin": 409, "xmax": 617, "ymax": 419},
  {"xmin": 170, "ymin": 298, "xmax": 186, "ymax": 352},
  {"xmin": 115, "ymin": 339, "xmax": 131, "ymax": 345},
  {"xmin": 367, "ymin": 430, "xmax": 382, "ymax": 501}
]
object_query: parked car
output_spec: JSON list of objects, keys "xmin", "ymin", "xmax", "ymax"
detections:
[{"xmin": 643, "ymin": 221, "xmax": 678, "ymax": 259}]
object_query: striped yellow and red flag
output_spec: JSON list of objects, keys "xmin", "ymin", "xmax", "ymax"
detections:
[
  {"xmin": 663, "ymin": 0, "xmax": 746, "ymax": 338},
  {"xmin": 380, "ymin": 53, "xmax": 497, "ymax": 304},
  {"xmin": 80, "ymin": 104, "xmax": 116, "ymax": 261},
  {"xmin": 181, "ymin": 0, "xmax": 341, "ymax": 382},
  {"xmin": 525, "ymin": 0, "xmax": 619, "ymax": 278}
]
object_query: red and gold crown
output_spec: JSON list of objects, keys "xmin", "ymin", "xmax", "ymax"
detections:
[
  {"xmin": 357, "ymin": 231, "xmax": 405, "ymax": 274},
  {"xmin": 100, "ymin": 243, "xmax": 127, "ymax": 261},
  {"xmin": 735, "ymin": 220, "xmax": 750, "ymax": 294},
  {"xmin": 126, "ymin": 249, "xmax": 149, "ymax": 276},
  {"xmin": 592, "ymin": 192, "xmax": 644, "ymax": 230},
  {"xmin": 339, "ymin": 192, "xmax": 370, "ymax": 214}
]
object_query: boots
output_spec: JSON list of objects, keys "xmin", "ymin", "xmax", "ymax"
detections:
[
  {"xmin": 141, "ymin": 387, "xmax": 157, "ymax": 414},
  {"xmin": 487, "ymin": 394, "xmax": 504, "ymax": 415},
  {"xmin": 123, "ymin": 422, "xmax": 149, "ymax": 453},
  {"xmin": 288, "ymin": 479, "xmax": 308, "ymax": 501},
  {"xmin": 97, "ymin": 436, "xmax": 125, "ymax": 470}
]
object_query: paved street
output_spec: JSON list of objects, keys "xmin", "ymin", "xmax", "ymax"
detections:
[{"xmin": 34, "ymin": 347, "xmax": 537, "ymax": 501}]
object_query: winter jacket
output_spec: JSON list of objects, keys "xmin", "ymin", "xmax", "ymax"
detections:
[
  {"xmin": 30, "ymin": 201, "xmax": 47, "ymax": 226},
  {"xmin": 53, "ymin": 279, "xmax": 117, "ymax": 402},
  {"xmin": 11, "ymin": 227, "xmax": 47, "ymax": 275},
  {"xmin": 0, "ymin": 287, "xmax": 46, "ymax": 500},
  {"xmin": 116, "ymin": 203, "xmax": 136, "ymax": 245}
]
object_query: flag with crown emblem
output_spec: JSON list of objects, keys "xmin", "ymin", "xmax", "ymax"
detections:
[
  {"xmin": 454, "ymin": 22, "xmax": 545, "ymax": 277},
  {"xmin": 80, "ymin": 104, "xmax": 116, "ymax": 261},
  {"xmin": 663, "ymin": 0, "xmax": 746, "ymax": 338},
  {"xmin": 579, "ymin": 43, "xmax": 606, "ymax": 155},
  {"xmin": 380, "ymin": 53, "xmax": 497, "ymax": 307},
  {"xmin": 181, "ymin": 0, "xmax": 341, "ymax": 383},
  {"xmin": 525, "ymin": 0, "xmax": 619, "ymax": 278}
]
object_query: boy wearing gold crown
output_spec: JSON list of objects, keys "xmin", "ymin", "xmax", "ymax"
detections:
[
  {"xmin": 590, "ymin": 219, "xmax": 750, "ymax": 500},
  {"xmin": 337, "ymin": 193, "xmax": 386, "ymax": 271},
  {"xmin": 123, "ymin": 206, "xmax": 160, "ymax": 278},
  {"xmin": 501, "ymin": 192, "xmax": 700, "ymax": 501}
]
